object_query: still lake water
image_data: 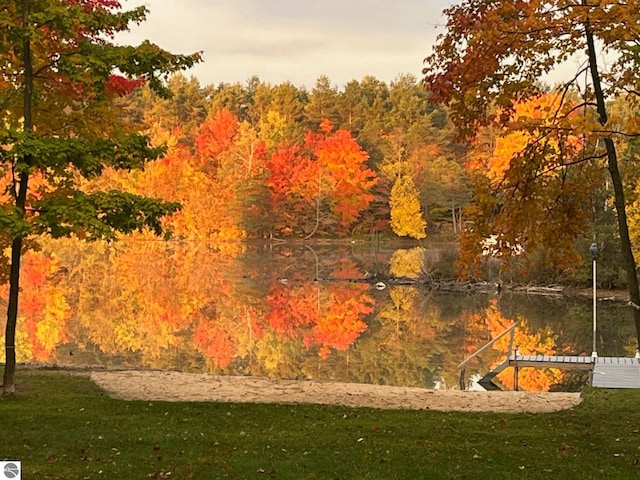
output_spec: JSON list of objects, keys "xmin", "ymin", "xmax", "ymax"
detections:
[{"xmin": 8, "ymin": 239, "xmax": 638, "ymax": 391}]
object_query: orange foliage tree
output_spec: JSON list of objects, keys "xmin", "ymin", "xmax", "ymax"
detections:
[
  {"xmin": 122, "ymin": 109, "xmax": 269, "ymax": 239},
  {"xmin": 266, "ymin": 120, "xmax": 377, "ymax": 238},
  {"xmin": 457, "ymin": 94, "xmax": 599, "ymax": 277}
]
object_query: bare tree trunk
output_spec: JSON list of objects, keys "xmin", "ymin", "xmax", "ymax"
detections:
[
  {"xmin": 3, "ymin": 0, "xmax": 32, "ymax": 396},
  {"xmin": 585, "ymin": 23, "xmax": 640, "ymax": 347},
  {"xmin": 452, "ymin": 204, "xmax": 457, "ymax": 234},
  {"xmin": 304, "ymin": 169, "xmax": 322, "ymax": 240}
]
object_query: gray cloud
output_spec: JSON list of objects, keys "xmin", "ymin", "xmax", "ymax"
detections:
[{"xmin": 116, "ymin": 0, "xmax": 450, "ymax": 88}]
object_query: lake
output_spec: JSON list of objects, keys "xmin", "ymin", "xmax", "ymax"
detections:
[{"xmin": 3, "ymin": 238, "xmax": 637, "ymax": 392}]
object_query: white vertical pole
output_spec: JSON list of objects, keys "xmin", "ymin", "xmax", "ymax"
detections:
[{"xmin": 592, "ymin": 258, "xmax": 597, "ymax": 358}]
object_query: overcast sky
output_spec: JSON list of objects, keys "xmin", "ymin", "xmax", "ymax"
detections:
[{"xmin": 115, "ymin": 0, "xmax": 454, "ymax": 89}]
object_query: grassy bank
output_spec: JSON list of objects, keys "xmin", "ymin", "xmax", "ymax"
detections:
[{"xmin": 1, "ymin": 370, "xmax": 639, "ymax": 479}]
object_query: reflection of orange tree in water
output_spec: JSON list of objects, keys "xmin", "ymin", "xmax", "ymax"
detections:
[
  {"xmin": 96, "ymin": 240, "xmax": 265, "ymax": 371},
  {"xmin": 306, "ymin": 283, "xmax": 373, "ymax": 359},
  {"xmin": 0, "ymin": 250, "xmax": 70, "ymax": 362},
  {"xmin": 465, "ymin": 299, "xmax": 563, "ymax": 391},
  {"xmin": 263, "ymin": 258, "xmax": 373, "ymax": 361},
  {"xmin": 168, "ymin": 242, "xmax": 265, "ymax": 370},
  {"xmin": 192, "ymin": 319, "xmax": 238, "ymax": 369},
  {"xmin": 44, "ymin": 240, "xmax": 250, "ymax": 370},
  {"xmin": 100, "ymin": 242, "xmax": 194, "ymax": 363},
  {"xmin": 195, "ymin": 304, "xmax": 268, "ymax": 371},
  {"xmin": 8, "ymin": 240, "xmax": 375, "ymax": 371}
]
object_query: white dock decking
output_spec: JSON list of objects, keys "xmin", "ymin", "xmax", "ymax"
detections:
[
  {"xmin": 509, "ymin": 354, "xmax": 594, "ymax": 370},
  {"xmin": 591, "ymin": 357, "xmax": 640, "ymax": 388},
  {"xmin": 507, "ymin": 354, "xmax": 640, "ymax": 389}
]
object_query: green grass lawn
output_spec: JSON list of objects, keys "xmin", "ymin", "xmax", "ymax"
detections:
[{"xmin": 1, "ymin": 370, "xmax": 639, "ymax": 479}]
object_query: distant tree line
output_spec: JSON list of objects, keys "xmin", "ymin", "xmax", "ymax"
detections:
[
  {"xmin": 106, "ymin": 70, "xmax": 640, "ymax": 289},
  {"xmin": 110, "ymin": 73, "xmax": 471, "ymax": 240}
]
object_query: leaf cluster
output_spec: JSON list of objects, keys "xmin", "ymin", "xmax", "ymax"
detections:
[
  {"xmin": 33, "ymin": 190, "xmax": 180, "ymax": 240},
  {"xmin": 422, "ymin": 1, "xmax": 631, "ymax": 138},
  {"xmin": 0, "ymin": 0, "xmax": 202, "ymax": 246},
  {"xmin": 424, "ymin": 0, "xmax": 640, "ymax": 278}
]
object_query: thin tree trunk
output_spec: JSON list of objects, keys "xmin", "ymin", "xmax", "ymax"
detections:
[
  {"xmin": 304, "ymin": 169, "xmax": 322, "ymax": 239},
  {"xmin": 3, "ymin": 0, "xmax": 32, "ymax": 396},
  {"xmin": 451, "ymin": 204, "xmax": 456, "ymax": 234},
  {"xmin": 585, "ymin": 23, "xmax": 640, "ymax": 347},
  {"xmin": 3, "ymin": 236, "xmax": 24, "ymax": 396}
]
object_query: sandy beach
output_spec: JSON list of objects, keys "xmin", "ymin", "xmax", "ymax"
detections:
[{"xmin": 90, "ymin": 370, "xmax": 582, "ymax": 413}]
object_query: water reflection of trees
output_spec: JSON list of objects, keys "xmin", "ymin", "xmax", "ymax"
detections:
[
  {"xmin": 464, "ymin": 299, "xmax": 564, "ymax": 391},
  {"xmin": 0, "ymin": 239, "xmax": 635, "ymax": 391}
]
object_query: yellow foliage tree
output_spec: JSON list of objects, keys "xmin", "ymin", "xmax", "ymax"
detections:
[{"xmin": 390, "ymin": 175, "xmax": 426, "ymax": 239}]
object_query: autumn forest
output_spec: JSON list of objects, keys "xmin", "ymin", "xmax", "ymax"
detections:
[
  {"xmin": 99, "ymin": 73, "xmax": 468, "ymax": 242},
  {"xmin": 4, "ymin": 1, "xmax": 640, "ymax": 393}
]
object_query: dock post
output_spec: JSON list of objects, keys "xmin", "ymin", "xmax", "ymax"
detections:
[
  {"xmin": 513, "ymin": 347, "xmax": 519, "ymax": 391},
  {"xmin": 590, "ymin": 243, "xmax": 598, "ymax": 358}
]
